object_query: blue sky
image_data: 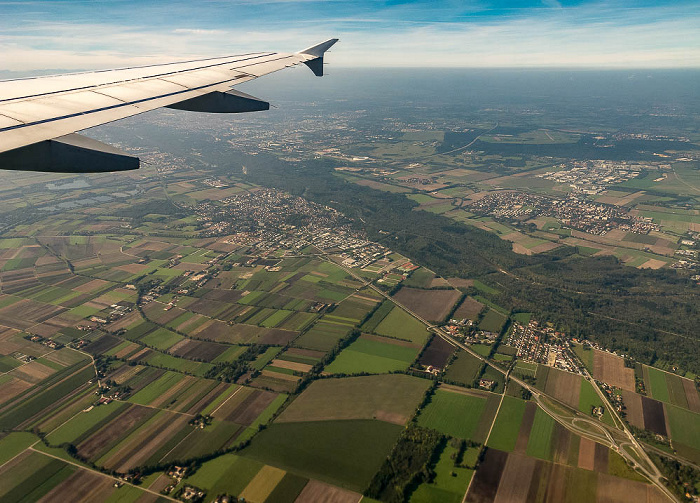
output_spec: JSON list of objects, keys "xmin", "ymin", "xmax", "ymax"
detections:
[{"xmin": 1, "ymin": 0, "xmax": 699, "ymax": 70}]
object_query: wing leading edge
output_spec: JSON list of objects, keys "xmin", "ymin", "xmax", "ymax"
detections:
[{"xmin": 0, "ymin": 38, "xmax": 338, "ymax": 173}]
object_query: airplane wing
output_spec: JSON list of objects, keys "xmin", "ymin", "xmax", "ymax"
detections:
[{"xmin": 0, "ymin": 39, "xmax": 338, "ymax": 173}]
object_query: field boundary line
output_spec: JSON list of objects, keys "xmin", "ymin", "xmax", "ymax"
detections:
[
  {"xmin": 115, "ymin": 399, "xmax": 195, "ymax": 417},
  {"xmin": 0, "ymin": 347, "xmax": 57, "ymax": 377},
  {"xmin": 462, "ymin": 389, "xmax": 506, "ymax": 503},
  {"xmin": 28, "ymin": 446, "xmax": 179, "ymax": 502},
  {"xmin": 210, "ymin": 385, "xmax": 243, "ymax": 416},
  {"xmin": 0, "ymin": 445, "xmax": 32, "ymax": 470}
]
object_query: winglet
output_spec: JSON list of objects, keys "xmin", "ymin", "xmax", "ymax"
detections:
[
  {"xmin": 298, "ymin": 39, "xmax": 338, "ymax": 76},
  {"xmin": 299, "ymin": 38, "xmax": 339, "ymax": 58}
]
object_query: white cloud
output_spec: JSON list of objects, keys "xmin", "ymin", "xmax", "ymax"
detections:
[{"xmin": 0, "ymin": 4, "xmax": 698, "ymax": 72}]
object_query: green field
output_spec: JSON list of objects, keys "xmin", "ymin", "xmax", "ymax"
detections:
[
  {"xmin": 325, "ymin": 336, "xmax": 419, "ymax": 374},
  {"xmin": 480, "ymin": 365, "xmax": 505, "ymax": 394},
  {"xmin": 572, "ymin": 344, "xmax": 594, "ymax": 371},
  {"xmin": 361, "ymin": 300, "xmax": 394, "ymax": 332},
  {"xmin": 665, "ymin": 404, "xmax": 700, "ymax": 451},
  {"xmin": 374, "ymin": 307, "xmax": 429, "ymax": 344},
  {"xmin": 139, "ymin": 328, "xmax": 183, "ymax": 350},
  {"xmin": 409, "ymin": 442, "xmax": 473, "ymax": 503},
  {"xmin": 647, "ymin": 366, "xmax": 671, "ymax": 403},
  {"xmin": 242, "ymin": 419, "xmax": 403, "ymax": 491},
  {"xmin": 478, "ymin": 309, "xmax": 507, "ymax": 333},
  {"xmin": 0, "ymin": 432, "xmax": 39, "ymax": 465},
  {"xmin": 46, "ymin": 401, "xmax": 127, "ymax": 445},
  {"xmin": 0, "ymin": 450, "xmax": 77, "ymax": 502},
  {"xmin": 278, "ymin": 374, "xmax": 430, "ymax": 424},
  {"xmin": 184, "ymin": 453, "xmax": 264, "ymax": 496},
  {"xmin": 578, "ymin": 379, "xmax": 614, "ymax": 426},
  {"xmin": 128, "ymin": 371, "xmax": 183, "ymax": 405},
  {"xmin": 404, "ymin": 268, "xmax": 436, "ymax": 289},
  {"xmin": 526, "ymin": 407, "xmax": 555, "ymax": 460},
  {"xmin": 294, "ymin": 321, "xmax": 351, "ymax": 352},
  {"xmin": 513, "ymin": 360, "xmax": 538, "ymax": 378},
  {"xmin": 417, "ymin": 389, "xmax": 487, "ymax": 440},
  {"xmin": 486, "ymin": 396, "xmax": 526, "ymax": 452},
  {"xmin": 444, "ymin": 352, "xmax": 483, "ymax": 386}
]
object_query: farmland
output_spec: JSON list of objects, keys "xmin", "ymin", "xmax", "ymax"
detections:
[
  {"xmin": 392, "ymin": 286, "xmax": 461, "ymax": 322},
  {"xmin": 0, "ymin": 135, "xmax": 697, "ymax": 503},
  {"xmin": 324, "ymin": 334, "xmax": 420, "ymax": 374},
  {"xmin": 277, "ymin": 374, "xmax": 430, "ymax": 425},
  {"xmin": 417, "ymin": 388, "xmax": 488, "ymax": 440},
  {"xmin": 242, "ymin": 419, "xmax": 403, "ymax": 491},
  {"xmin": 444, "ymin": 351, "xmax": 483, "ymax": 386}
]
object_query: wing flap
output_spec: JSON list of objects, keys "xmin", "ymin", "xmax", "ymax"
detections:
[
  {"xmin": 167, "ymin": 90, "xmax": 269, "ymax": 113},
  {"xmin": 0, "ymin": 133, "xmax": 139, "ymax": 173}
]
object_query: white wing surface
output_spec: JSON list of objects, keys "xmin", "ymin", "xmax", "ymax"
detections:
[{"xmin": 0, "ymin": 39, "xmax": 337, "ymax": 172}]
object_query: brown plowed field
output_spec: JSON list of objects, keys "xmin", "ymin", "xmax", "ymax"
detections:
[
  {"xmin": 270, "ymin": 359, "xmax": 312, "ymax": 373},
  {"xmin": 514, "ymin": 402, "xmax": 537, "ymax": 454},
  {"xmin": 593, "ymin": 350, "xmax": 635, "ymax": 391},
  {"xmin": 83, "ymin": 335, "xmax": 122, "ymax": 356},
  {"xmin": 109, "ymin": 413, "xmax": 190, "ymax": 472},
  {"xmin": 0, "ymin": 299, "xmax": 64, "ymax": 329},
  {"xmin": 392, "ymin": 287, "xmax": 461, "ymax": 322},
  {"xmin": 203, "ymin": 289, "xmax": 244, "ymax": 303},
  {"xmin": 578, "ymin": 438, "xmax": 596, "ymax": 471},
  {"xmin": 194, "ymin": 319, "xmax": 260, "ymax": 343},
  {"xmin": 186, "ymin": 382, "xmax": 230, "ymax": 414},
  {"xmin": 294, "ymin": 479, "xmax": 360, "ymax": 503},
  {"xmin": 448, "ymin": 278, "xmax": 474, "ymax": 288},
  {"xmin": 621, "ymin": 390, "xmax": 644, "ymax": 429},
  {"xmin": 78, "ymin": 405, "xmax": 155, "ymax": 460},
  {"xmin": 261, "ymin": 369, "xmax": 299, "ymax": 382},
  {"xmin": 107, "ymin": 311, "xmax": 142, "ymax": 331},
  {"xmin": 0, "ymin": 377, "xmax": 32, "ymax": 405},
  {"xmin": 682, "ymin": 379, "xmax": 700, "ymax": 413},
  {"xmin": 494, "ymin": 453, "xmax": 536, "ymax": 503},
  {"xmin": 551, "ymin": 424, "xmax": 572, "ymax": 465},
  {"xmin": 284, "ymin": 347, "xmax": 325, "ymax": 359},
  {"xmin": 453, "ymin": 296, "xmax": 484, "ymax": 320},
  {"xmin": 170, "ymin": 339, "xmax": 228, "ymax": 362},
  {"xmin": 72, "ymin": 278, "xmax": 110, "ymax": 293},
  {"xmin": 543, "ymin": 368, "xmax": 581, "ymax": 409},
  {"xmin": 37, "ymin": 469, "xmax": 115, "ymax": 503},
  {"xmin": 641, "ymin": 396, "xmax": 667, "ymax": 436},
  {"xmin": 417, "ymin": 335, "xmax": 454, "ymax": 369},
  {"xmin": 11, "ymin": 361, "xmax": 55, "ymax": 383},
  {"xmin": 542, "ymin": 463, "xmax": 569, "ymax": 502},
  {"xmin": 466, "ymin": 448, "xmax": 508, "ymax": 503},
  {"xmin": 221, "ymin": 389, "xmax": 277, "ymax": 425},
  {"xmin": 150, "ymin": 376, "xmax": 196, "ymax": 408},
  {"xmin": 593, "ymin": 443, "xmax": 609, "ymax": 473},
  {"xmin": 187, "ymin": 298, "xmax": 231, "ymax": 318},
  {"xmin": 596, "ymin": 473, "xmax": 665, "ymax": 503},
  {"xmin": 143, "ymin": 303, "xmax": 185, "ymax": 325},
  {"xmin": 257, "ymin": 328, "xmax": 297, "ymax": 345}
]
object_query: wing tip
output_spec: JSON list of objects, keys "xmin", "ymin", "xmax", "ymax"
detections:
[{"xmin": 298, "ymin": 38, "xmax": 339, "ymax": 58}]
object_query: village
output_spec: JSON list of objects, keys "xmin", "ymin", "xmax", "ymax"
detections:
[
  {"xmin": 467, "ymin": 190, "xmax": 660, "ymax": 235},
  {"xmin": 504, "ymin": 320, "xmax": 581, "ymax": 374}
]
